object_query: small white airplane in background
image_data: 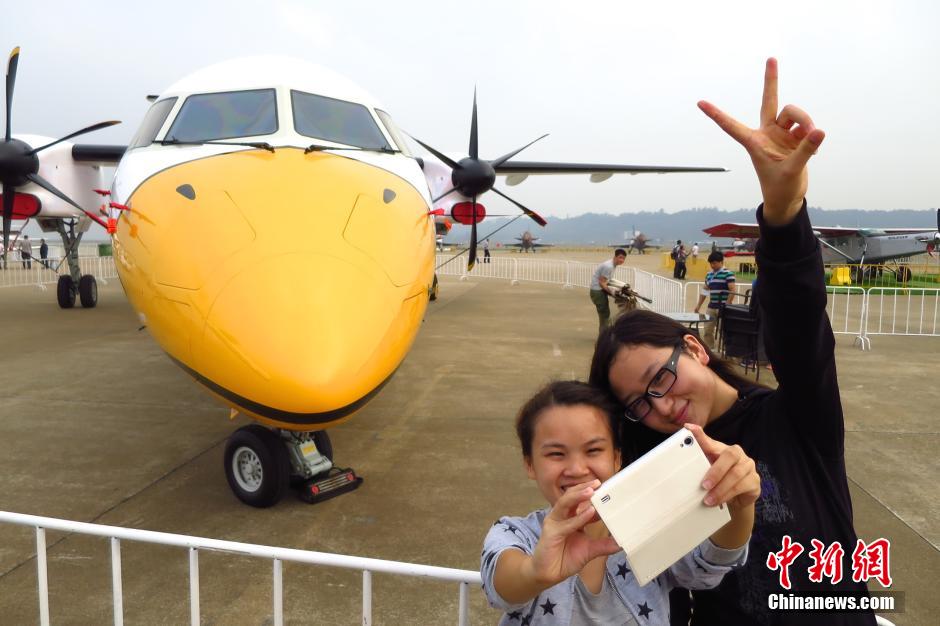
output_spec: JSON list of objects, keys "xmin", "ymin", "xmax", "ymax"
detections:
[{"xmin": 2, "ymin": 47, "xmax": 728, "ymax": 507}]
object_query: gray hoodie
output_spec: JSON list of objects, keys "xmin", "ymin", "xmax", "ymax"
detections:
[{"xmin": 481, "ymin": 508, "xmax": 748, "ymax": 626}]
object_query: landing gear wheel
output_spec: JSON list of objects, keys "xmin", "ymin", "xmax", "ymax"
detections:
[
  {"xmin": 57, "ymin": 275, "xmax": 76, "ymax": 309},
  {"xmin": 896, "ymin": 265, "xmax": 912, "ymax": 283},
  {"xmin": 79, "ymin": 275, "xmax": 98, "ymax": 308},
  {"xmin": 313, "ymin": 430, "xmax": 333, "ymax": 461},
  {"xmin": 429, "ymin": 273, "xmax": 439, "ymax": 301},
  {"xmin": 224, "ymin": 425, "xmax": 291, "ymax": 508}
]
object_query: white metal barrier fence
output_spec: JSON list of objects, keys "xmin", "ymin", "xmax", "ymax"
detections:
[
  {"xmin": 0, "ymin": 256, "xmax": 118, "ymax": 290},
  {"xmin": 0, "ymin": 511, "xmax": 481, "ymax": 626},
  {"xmin": 685, "ymin": 281, "xmax": 862, "ymax": 343},
  {"xmin": 826, "ymin": 286, "xmax": 869, "ymax": 349},
  {"xmin": 864, "ymin": 287, "xmax": 940, "ymax": 339},
  {"xmin": 683, "ymin": 281, "xmax": 753, "ymax": 314},
  {"xmin": 436, "ymin": 255, "xmax": 684, "ymax": 313},
  {"xmin": 682, "ymin": 282, "xmax": 940, "ymax": 349}
]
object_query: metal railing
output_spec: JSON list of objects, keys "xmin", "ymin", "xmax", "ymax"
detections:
[
  {"xmin": 0, "ymin": 510, "xmax": 480, "ymax": 626},
  {"xmin": 684, "ymin": 281, "xmax": 753, "ymax": 314},
  {"xmin": 823, "ymin": 261, "xmax": 940, "ymax": 289},
  {"xmin": 436, "ymin": 255, "xmax": 684, "ymax": 313},
  {"xmin": 0, "ymin": 256, "xmax": 118, "ymax": 290},
  {"xmin": 682, "ymin": 281, "xmax": 940, "ymax": 349},
  {"xmin": 864, "ymin": 287, "xmax": 940, "ymax": 338},
  {"xmin": 826, "ymin": 286, "xmax": 868, "ymax": 349}
]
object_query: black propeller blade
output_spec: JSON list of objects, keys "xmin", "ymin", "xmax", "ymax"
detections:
[
  {"xmin": 5, "ymin": 47, "xmax": 19, "ymax": 142},
  {"xmin": 432, "ymin": 187, "xmax": 456, "ymax": 204},
  {"xmin": 26, "ymin": 172, "xmax": 86, "ymax": 213},
  {"xmin": 409, "ymin": 135, "xmax": 459, "ymax": 169},
  {"xmin": 2, "ymin": 183, "xmax": 12, "ymax": 265},
  {"xmin": 469, "ymin": 89, "xmax": 479, "ymax": 160},
  {"xmin": 490, "ymin": 134, "xmax": 549, "ymax": 169},
  {"xmin": 468, "ymin": 199, "xmax": 478, "ymax": 271},
  {"xmin": 28, "ymin": 120, "xmax": 121, "ymax": 156},
  {"xmin": 490, "ymin": 187, "xmax": 547, "ymax": 227}
]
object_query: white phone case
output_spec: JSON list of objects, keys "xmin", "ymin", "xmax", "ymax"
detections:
[{"xmin": 590, "ymin": 428, "xmax": 730, "ymax": 586}]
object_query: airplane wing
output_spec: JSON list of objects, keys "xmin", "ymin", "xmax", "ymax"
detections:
[
  {"xmin": 504, "ymin": 242, "xmax": 554, "ymax": 248},
  {"xmin": 858, "ymin": 227, "xmax": 937, "ymax": 235},
  {"xmin": 495, "ymin": 161, "xmax": 727, "ymax": 185},
  {"xmin": 703, "ymin": 223, "xmax": 761, "ymax": 239},
  {"xmin": 703, "ymin": 222, "xmax": 857, "ymax": 239},
  {"xmin": 705, "ymin": 222, "xmax": 934, "ymax": 240},
  {"xmin": 72, "ymin": 144, "xmax": 127, "ymax": 164}
]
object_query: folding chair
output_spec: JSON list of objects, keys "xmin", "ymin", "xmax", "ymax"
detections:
[{"xmin": 719, "ymin": 304, "xmax": 765, "ymax": 381}]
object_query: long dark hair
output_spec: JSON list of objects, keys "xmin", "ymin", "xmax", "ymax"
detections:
[
  {"xmin": 516, "ymin": 380, "xmax": 622, "ymax": 459},
  {"xmin": 589, "ymin": 309, "xmax": 764, "ymax": 460}
]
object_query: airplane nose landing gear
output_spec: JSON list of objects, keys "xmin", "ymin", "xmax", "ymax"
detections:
[
  {"xmin": 223, "ymin": 424, "xmax": 362, "ymax": 507},
  {"xmin": 224, "ymin": 425, "xmax": 292, "ymax": 507}
]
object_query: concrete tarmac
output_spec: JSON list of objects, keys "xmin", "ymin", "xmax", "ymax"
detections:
[{"xmin": 0, "ymin": 263, "xmax": 937, "ymax": 625}]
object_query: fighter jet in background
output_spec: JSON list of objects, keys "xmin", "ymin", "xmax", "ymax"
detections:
[{"xmin": 505, "ymin": 230, "xmax": 551, "ymax": 252}]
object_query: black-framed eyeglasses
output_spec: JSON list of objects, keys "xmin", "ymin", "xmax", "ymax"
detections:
[{"xmin": 623, "ymin": 342, "xmax": 684, "ymax": 422}]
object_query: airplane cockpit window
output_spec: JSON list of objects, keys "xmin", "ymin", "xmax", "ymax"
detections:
[
  {"xmin": 166, "ymin": 89, "xmax": 277, "ymax": 142},
  {"xmin": 129, "ymin": 97, "xmax": 178, "ymax": 150},
  {"xmin": 375, "ymin": 109, "xmax": 413, "ymax": 157},
  {"xmin": 291, "ymin": 90, "xmax": 392, "ymax": 150}
]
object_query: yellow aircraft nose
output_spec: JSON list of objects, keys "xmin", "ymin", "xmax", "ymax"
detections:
[
  {"xmin": 192, "ymin": 252, "xmax": 427, "ymax": 428},
  {"xmin": 115, "ymin": 148, "xmax": 435, "ymax": 431}
]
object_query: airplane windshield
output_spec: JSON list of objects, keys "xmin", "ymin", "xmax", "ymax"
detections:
[
  {"xmin": 129, "ymin": 98, "xmax": 178, "ymax": 150},
  {"xmin": 166, "ymin": 89, "xmax": 278, "ymax": 142},
  {"xmin": 291, "ymin": 90, "xmax": 392, "ymax": 151},
  {"xmin": 375, "ymin": 109, "xmax": 412, "ymax": 157}
]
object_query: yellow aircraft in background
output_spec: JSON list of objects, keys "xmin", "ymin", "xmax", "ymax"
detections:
[{"xmin": 3, "ymin": 49, "xmax": 726, "ymax": 506}]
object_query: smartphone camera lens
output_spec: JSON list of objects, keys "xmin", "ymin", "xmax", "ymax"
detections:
[{"xmin": 684, "ymin": 436, "xmax": 693, "ymax": 446}]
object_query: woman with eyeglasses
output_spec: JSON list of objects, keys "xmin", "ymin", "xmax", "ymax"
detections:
[
  {"xmin": 480, "ymin": 381, "xmax": 760, "ymax": 626},
  {"xmin": 589, "ymin": 59, "xmax": 876, "ymax": 626}
]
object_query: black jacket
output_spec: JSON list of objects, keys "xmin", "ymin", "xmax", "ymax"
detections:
[{"xmin": 690, "ymin": 202, "xmax": 877, "ymax": 626}]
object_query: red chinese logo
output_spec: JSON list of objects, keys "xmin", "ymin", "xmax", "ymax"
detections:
[
  {"xmin": 767, "ymin": 536, "xmax": 892, "ymax": 588},
  {"xmin": 807, "ymin": 539, "xmax": 845, "ymax": 584},
  {"xmin": 766, "ymin": 535, "xmax": 804, "ymax": 590},
  {"xmin": 851, "ymin": 538, "xmax": 892, "ymax": 587}
]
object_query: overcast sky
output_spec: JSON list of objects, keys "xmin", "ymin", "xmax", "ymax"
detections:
[{"xmin": 3, "ymin": 0, "xmax": 938, "ymax": 220}]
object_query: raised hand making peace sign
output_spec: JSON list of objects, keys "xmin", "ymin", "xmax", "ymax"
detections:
[{"xmin": 698, "ymin": 58, "xmax": 826, "ymax": 226}]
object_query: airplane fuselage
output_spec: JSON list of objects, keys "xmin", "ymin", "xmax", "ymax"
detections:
[
  {"xmin": 109, "ymin": 57, "xmax": 436, "ymax": 431},
  {"xmin": 823, "ymin": 232, "xmax": 933, "ymax": 264}
]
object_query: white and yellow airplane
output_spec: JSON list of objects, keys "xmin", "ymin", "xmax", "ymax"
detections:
[{"xmin": 3, "ymin": 48, "xmax": 728, "ymax": 507}]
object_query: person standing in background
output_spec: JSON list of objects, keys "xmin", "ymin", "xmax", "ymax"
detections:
[
  {"xmin": 695, "ymin": 251, "xmax": 736, "ymax": 349},
  {"xmin": 675, "ymin": 244, "xmax": 688, "ymax": 280},
  {"xmin": 19, "ymin": 235, "xmax": 32, "ymax": 269},
  {"xmin": 589, "ymin": 249, "xmax": 626, "ymax": 334}
]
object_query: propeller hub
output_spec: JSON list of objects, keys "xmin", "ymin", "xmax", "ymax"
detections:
[
  {"xmin": 452, "ymin": 157, "xmax": 496, "ymax": 197},
  {"xmin": 0, "ymin": 138, "xmax": 39, "ymax": 186}
]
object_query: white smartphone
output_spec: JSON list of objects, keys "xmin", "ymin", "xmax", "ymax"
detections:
[{"xmin": 590, "ymin": 428, "xmax": 731, "ymax": 586}]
